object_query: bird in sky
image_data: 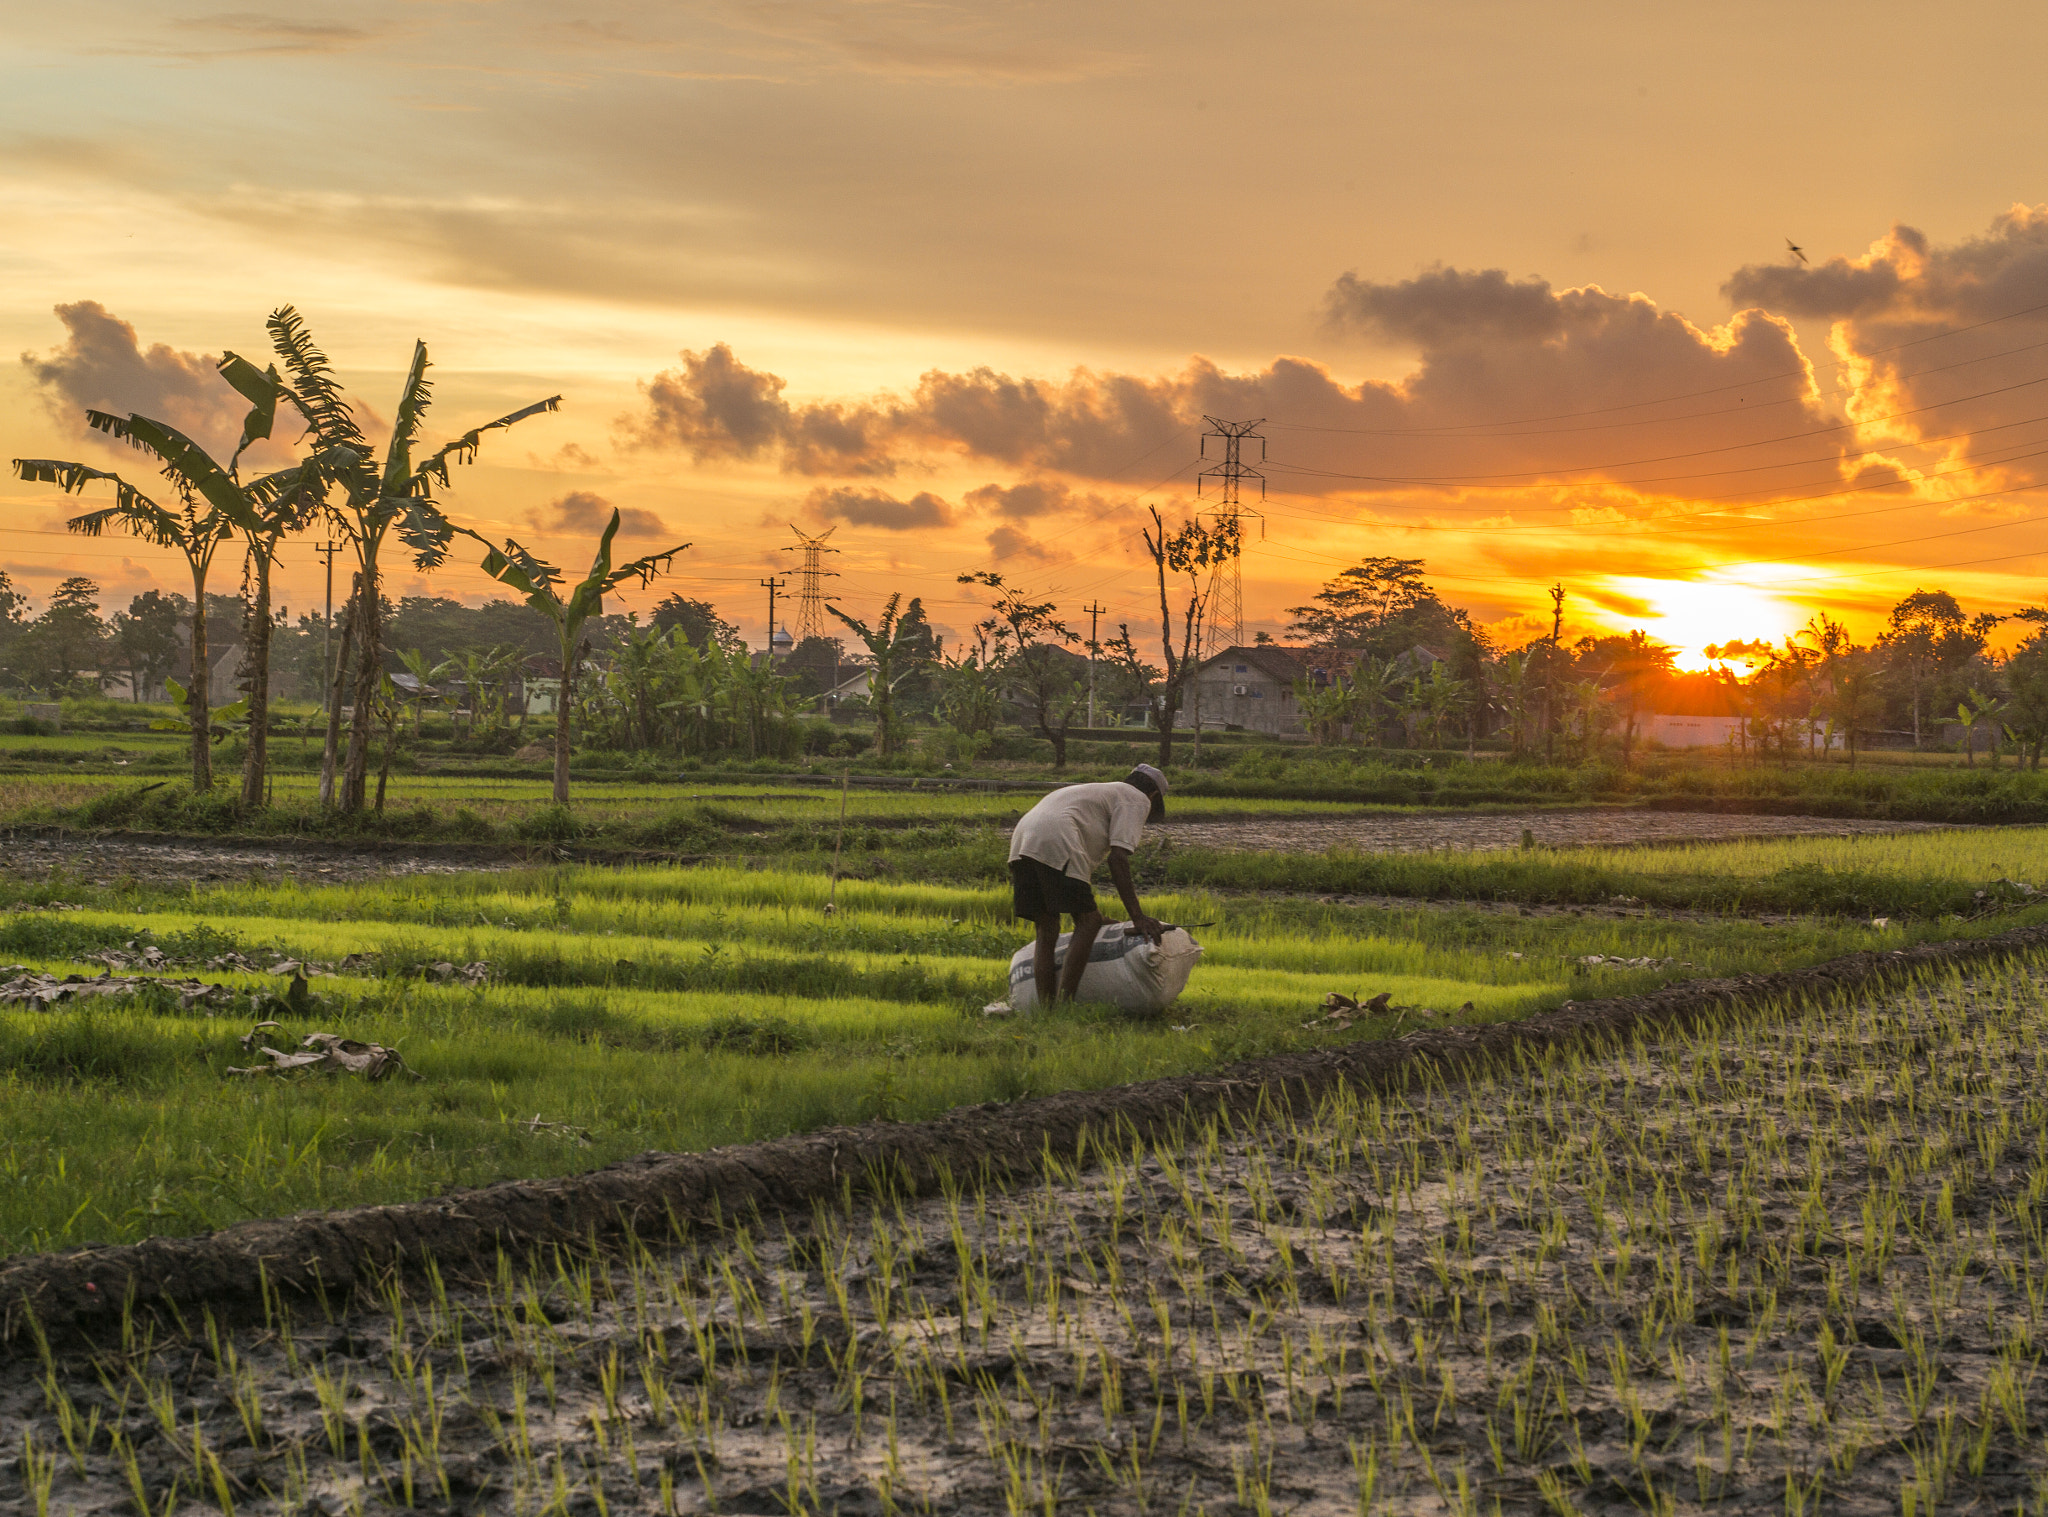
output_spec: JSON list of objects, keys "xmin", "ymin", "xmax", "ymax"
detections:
[{"xmin": 1786, "ymin": 238, "xmax": 1809, "ymax": 266}]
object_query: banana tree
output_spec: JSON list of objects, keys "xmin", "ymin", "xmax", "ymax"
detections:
[
  {"xmin": 218, "ymin": 353, "xmax": 330, "ymax": 804},
  {"xmin": 826, "ymin": 594, "xmax": 929, "ymax": 758},
  {"xmin": 13, "ymin": 391, "xmax": 336, "ymax": 792},
  {"xmin": 449, "ymin": 509, "xmax": 688, "ymax": 802},
  {"xmin": 242, "ymin": 307, "xmax": 560, "ymax": 812}
]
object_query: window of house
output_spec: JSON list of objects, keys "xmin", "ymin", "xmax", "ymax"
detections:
[{"xmin": 1234, "ymin": 664, "xmax": 1248, "ymax": 673}]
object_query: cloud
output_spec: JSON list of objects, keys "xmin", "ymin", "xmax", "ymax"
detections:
[
  {"xmin": 985, "ymin": 524, "xmax": 1065, "ymax": 563},
  {"xmin": 625, "ymin": 276, "xmax": 1833, "ymax": 503},
  {"xmin": 710, "ymin": 2, "xmax": 1123, "ymax": 83},
  {"xmin": 1323, "ymin": 265, "xmax": 1567, "ymax": 346},
  {"xmin": 1722, "ymin": 234, "xmax": 1912, "ymax": 319},
  {"xmin": 526, "ymin": 490, "xmax": 668, "ymax": 537},
  {"xmin": 527, "ymin": 441, "xmax": 605, "ymax": 472},
  {"xmin": 20, "ymin": 302, "xmax": 249, "ymax": 454},
  {"xmin": 963, "ymin": 477, "xmax": 1100, "ymax": 519},
  {"xmin": 163, "ymin": 12, "xmax": 379, "ymax": 55},
  {"xmin": 1725, "ymin": 208, "xmax": 2048, "ymax": 484},
  {"xmin": 623, "ymin": 343, "xmax": 895, "ymax": 475},
  {"xmin": 807, "ymin": 485, "xmax": 951, "ymax": 530}
]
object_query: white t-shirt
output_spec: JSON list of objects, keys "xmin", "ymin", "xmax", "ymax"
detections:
[{"xmin": 1009, "ymin": 782, "xmax": 1151, "ymax": 882}]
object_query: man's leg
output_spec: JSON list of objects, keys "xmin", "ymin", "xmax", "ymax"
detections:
[
  {"xmin": 1032, "ymin": 914, "xmax": 1062, "ymax": 1007},
  {"xmin": 1057, "ymin": 909, "xmax": 1106, "ymax": 1003}
]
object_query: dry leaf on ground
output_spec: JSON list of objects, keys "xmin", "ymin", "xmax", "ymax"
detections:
[{"xmin": 226, "ymin": 1032, "xmax": 416, "ymax": 1081}]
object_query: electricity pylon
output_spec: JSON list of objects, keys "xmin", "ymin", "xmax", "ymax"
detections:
[
  {"xmin": 784, "ymin": 524, "xmax": 840, "ymax": 645},
  {"xmin": 1197, "ymin": 415, "xmax": 1266, "ymax": 648}
]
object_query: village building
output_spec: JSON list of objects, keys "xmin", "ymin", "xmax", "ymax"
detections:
[{"xmin": 1188, "ymin": 645, "xmax": 1318, "ymax": 736}]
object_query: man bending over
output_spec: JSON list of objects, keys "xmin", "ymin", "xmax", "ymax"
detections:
[{"xmin": 1008, "ymin": 764, "xmax": 1169, "ymax": 1005}]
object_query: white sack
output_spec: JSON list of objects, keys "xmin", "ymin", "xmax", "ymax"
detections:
[{"xmin": 1007, "ymin": 924, "xmax": 1204, "ymax": 1013}]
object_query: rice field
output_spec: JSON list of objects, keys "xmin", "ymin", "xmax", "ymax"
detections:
[
  {"xmin": 0, "ymin": 769, "xmax": 1397, "ymax": 839},
  {"xmin": 12, "ymin": 957, "xmax": 2048, "ymax": 1514},
  {"xmin": 0, "ymin": 857, "xmax": 1924, "ymax": 1256}
]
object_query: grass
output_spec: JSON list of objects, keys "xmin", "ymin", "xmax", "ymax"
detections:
[
  {"xmin": 0, "ymin": 847, "xmax": 1982, "ymax": 1253},
  {"xmin": 1162, "ymin": 822, "xmax": 2048, "ymax": 917},
  {"xmin": 16, "ymin": 954, "xmax": 2048, "ymax": 1512}
]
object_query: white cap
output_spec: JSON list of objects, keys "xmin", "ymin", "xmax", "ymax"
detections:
[{"xmin": 1130, "ymin": 762, "xmax": 1169, "ymax": 795}]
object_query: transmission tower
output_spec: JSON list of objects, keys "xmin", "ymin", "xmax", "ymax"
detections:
[
  {"xmin": 1197, "ymin": 415, "xmax": 1266, "ymax": 648},
  {"xmin": 784, "ymin": 524, "xmax": 841, "ymax": 644}
]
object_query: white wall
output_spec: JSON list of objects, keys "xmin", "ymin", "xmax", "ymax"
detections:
[{"xmin": 1644, "ymin": 714, "xmax": 1743, "ymax": 749}]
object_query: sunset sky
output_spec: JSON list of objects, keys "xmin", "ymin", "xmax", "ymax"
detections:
[{"xmin": 7, "ymin": 1, "xmax": 2048, "ymax": 666}]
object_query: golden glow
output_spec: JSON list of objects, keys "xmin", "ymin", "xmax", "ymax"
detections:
[{"xmin": 1593, "ymin": 575, "xmax": 1810, "ymax": 671}]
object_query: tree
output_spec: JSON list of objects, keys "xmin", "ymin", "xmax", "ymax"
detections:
[
  {"xmin": 450, "ymin": 509, "xmax": 687, "ymax": 802},
  {"xmin": 826, "ymin": 595, "xmax": 928, "ymax": 758},
  {"xmin": 935, "ymin": 649, "xmax": 1004, "ymax": 742},
  {"xmin": 651, "ymin": 594, "xmax": 743, "ymax": 653},
  {"xmin": 1294, "ymin": 669, "xmax": 1357, "ymax": 746},
  {"xmin": 1576, "ymin": 630, "xmax": 1676, "ymax": 766},
  {"xmin": 1957, "ymin": 687, "xmax": 2008, "ymax": 768},
  {"xmin": 1821, "ymin": 655, "xmax": 1887, "ymax": 768},
  {"xmin": 229, "ymin": 467, "xmax": 325, "ymax": 806},
  {"xmin": 0, "ymin": 571, "xmax": 26, "ymax": 676},
  {"xmin": 1285, "ymin": 557, "xmax": 1477, "ymax": 659},
  {"xmin": 13, "ymin": 385, "xmax": 334, "ymax": 790},
  {"xmin": 13, "ymin": 577, "xmax": 108, "ymax": 689},
  {"xmin": 1135, "ymin": 505, "xmax": 1237, "ymax": 767},
  {"xmin": 892, "ymin": 596, "xmax": 943, "ymax": 713},
  {"xmin": 249, "ymin": 307, "xmax": 560, "ymax": 812},
  {"xmin": 1421, "ymin": 661, "xmax": 1468, "ymax": 750},
  {"xmin": 783, "ymin": 635, "xmax": 847, "ymax": 698},
  {"xmin": 2004, "ymin": 627, "xmax": 2048, "ymax": 769},
  {"xmin": 959, "ymin": 570, "xmax": 1083, "ymax": 768},
  {"xmin": 109, "ymin": 590, "xmax": 187, "ymax": 703}
]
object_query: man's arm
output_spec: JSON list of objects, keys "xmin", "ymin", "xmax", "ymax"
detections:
[{"xmin": 1106, "ymin": 847, "xmax": 1164, "ymax": 944}]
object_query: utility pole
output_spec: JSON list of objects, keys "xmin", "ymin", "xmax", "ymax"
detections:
[
  {"xmin": 783, "ymin": 525, "xmax": 840, "ymax": 646},
  {"xmin": 1197, "ymin": 416, "xmax": 1266, "ymax": 649},
  {"xmin": 1083, "ymin": 599, "xmax": 1107, "ymax": 731},
  {"xmin": 315, "ymin": 539, "xmax": 343, "ymax": 715},
  {"xmin": 758, "ymin": 575, "xmax": 788, "ymax": 661}
]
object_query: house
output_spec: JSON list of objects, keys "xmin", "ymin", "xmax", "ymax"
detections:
[
  {"xmin": 1189, "ymin": 645, "xmax": 1325, "ymax": 736},
  {"xmin": 819, "ymin": 666, "xmax": 875, "ymax": 717}
]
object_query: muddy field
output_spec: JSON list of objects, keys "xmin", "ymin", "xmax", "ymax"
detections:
[
  {"xmin": 0, "ymin": 807, "xmax": 1960, "ymax": 893},
  {"xmin": 7, "ymin": 959, "xmax": 2044, "ymax": 1514},
  {"xmin": 0, "ymin": 834, "xmax": 515, "ymax": 888},
  {"xmin": 1152, "ymin": 807, "xmax": 1958, "ymax": 855}
]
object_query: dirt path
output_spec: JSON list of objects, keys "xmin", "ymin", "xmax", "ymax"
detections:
[
  {"xmin": 1153, "ymin": 807, "xmax": 1957, "ymax": 853},
  {"xmin": 7, "ymin": 941, "xmax": 2047, "ymax": 1514}
]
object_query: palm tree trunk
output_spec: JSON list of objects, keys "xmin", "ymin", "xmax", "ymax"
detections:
[
  {"xmin": 319, "ymin": 579, "xmax": 357, "ymax": 809},
  {"xmin": 187, "ymin": 563, "xmax": 212, "ymax": 793},
  {"xmin": 239, "ymin": 547, "xmax": 273, "ymax": 809},
  {"xmin": 342, "ymin": 563, "xmax": 382, "ymax": 811},
  {"xmin": 553, "ymin": 637, "xmax": 580, "ymax": 805}
]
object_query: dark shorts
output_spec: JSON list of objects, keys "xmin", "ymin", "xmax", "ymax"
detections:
[{"xmin": 1009, "ymin": 857, "xmax": 1098, "ymax": 922}]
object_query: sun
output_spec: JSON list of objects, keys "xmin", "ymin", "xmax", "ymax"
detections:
[{"xmin": 1593, "ymin": 575, "xmax": 1807, "ymax": 671}]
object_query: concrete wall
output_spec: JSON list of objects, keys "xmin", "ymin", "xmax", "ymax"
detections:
[
  {"xmin": 1644, "ymin": 714, "xmax": 1743, "ymax": 749},
  {"xmin": 1190, "ymin": 672, "xmax": 1304, "ymax": 735}
]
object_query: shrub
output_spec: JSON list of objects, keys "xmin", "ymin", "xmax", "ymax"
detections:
[{"xmin": 514, "ymin": 803, "xmax": 583, "ymax": 842}]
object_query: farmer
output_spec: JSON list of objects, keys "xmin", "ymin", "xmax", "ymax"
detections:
[{"xmin": 1009, "ymin": 764, "xmax": 1169, "ymax": 1005}]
